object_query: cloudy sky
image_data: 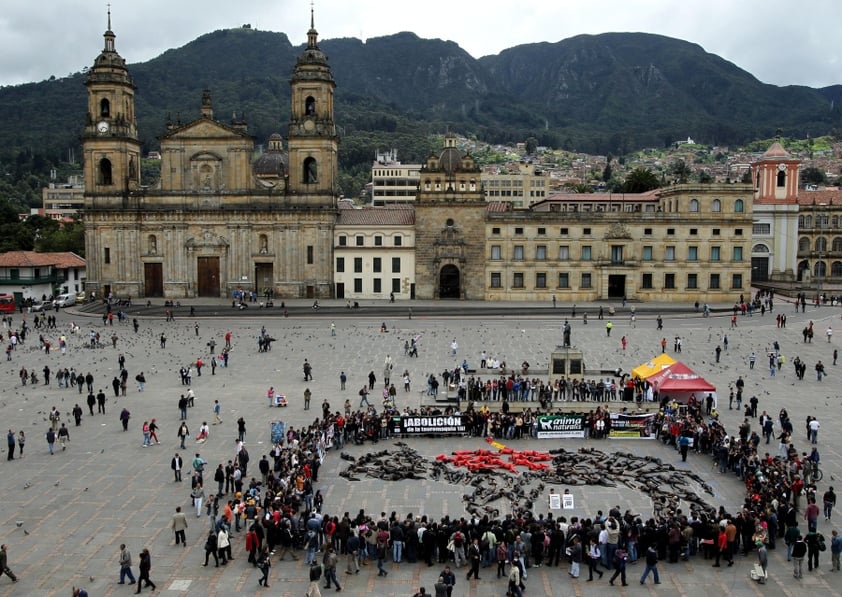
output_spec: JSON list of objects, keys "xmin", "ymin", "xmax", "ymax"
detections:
[{"xmin": 1, "ymin": 0, "xmax": 838, "ymax": 88}]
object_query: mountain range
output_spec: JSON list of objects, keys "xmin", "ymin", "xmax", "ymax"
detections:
[{"xmin": 1, "ymin": 27, "xmax": 840, "ymax": 168}]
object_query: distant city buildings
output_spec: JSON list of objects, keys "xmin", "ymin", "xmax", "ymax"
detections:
[{"xmin": 41, "ymin": 175, "xmax": 84, "ymax": 221}]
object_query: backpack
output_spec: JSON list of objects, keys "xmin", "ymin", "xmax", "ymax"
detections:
[{"xmin": 819, "ymin": 534, "xmax": 827, "ymax": 552}]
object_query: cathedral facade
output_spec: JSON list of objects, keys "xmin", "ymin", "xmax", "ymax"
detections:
[{"xmin": 82, "ymin": 12, "xmax": 338, "ymax": 299}]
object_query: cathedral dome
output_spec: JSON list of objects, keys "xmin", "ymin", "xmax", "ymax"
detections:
[
  {"xmin": 254, "ymin": 134, "xmax": 287, "ymax": 177},
  {"xmin": 438, "ymin": 146, "xmax": 465, "ymax": 175}
]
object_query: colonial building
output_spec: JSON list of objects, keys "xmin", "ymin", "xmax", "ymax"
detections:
[
  {"xmin": 749, "ymin": 141, "xmax": 800, "ymax": 283},
  {"xmin": 796, "ymin": 188, "xmax": 842, "ymax": 292},
  {"xmin": 333, "ymin": 202, "xmax": 415, "ymax": 300},
  {"xmin": 482, "ymin": 185, "xmax": 753, "ymax": 302},
  {"xmin": 0, "ymin": 251, "xmax": 86, "ymax": 302},
  {"xmin": 410, "ymin": 137, "xmax": 754, "ymax": 302},
  {"xmin": 82, "ymin": 9, "xmax": 338, "ymax": 299}
]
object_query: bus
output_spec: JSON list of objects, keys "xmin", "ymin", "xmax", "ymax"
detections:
[{"xmin": 0, "ymin": 294, "xmax": 15, "ymax": 314}]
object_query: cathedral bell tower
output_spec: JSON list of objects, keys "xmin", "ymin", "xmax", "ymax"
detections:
[
  {"xmin": 286, "ymin": 7, "xmax": 339, "ymax": 204},
  {"xmin": 82, "ymin": 8, "xmax": 142, "ymax": 194}
]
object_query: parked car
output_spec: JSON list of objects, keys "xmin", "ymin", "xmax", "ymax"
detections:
[
  {"xmin": 53, "ymin": 293, "xmax": 77, "ymax": 308},
  {"xmin": 30, "ymin": 300, "xmax": 47, "ymax": 312},
  {"xmin": 75, "ymin": 292, "xmax": 87, "ymax": 304}
]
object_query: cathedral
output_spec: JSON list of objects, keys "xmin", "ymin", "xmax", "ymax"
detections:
[{"xmin": 82, "ymin": 10, "xmax": 337, "ymax": 299}]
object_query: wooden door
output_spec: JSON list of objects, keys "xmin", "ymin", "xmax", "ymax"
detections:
[
  {"xmin": 255, "ymin": 263, "xmax": 273, "ymax": 295},
  {"xmin": 197, "ymin": 257, "xmax": 220, "ymax": 297},
  {"xmin": 144, "ymin": 263, "xmax": 163, "ymax": 297}
]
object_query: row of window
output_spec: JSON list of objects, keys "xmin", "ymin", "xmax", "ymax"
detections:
[
  {"xmin": 490, "ymin": 226, "xmax": 743, "ymax": 237},
  {"xmin": 490, "ymin": 245, "xmax": 744, "ymax": 262},
  {"xmin": 798, "ymin": 215, "xmax": 842, "ymax": 229},
  {"xmin": 686, "ymin": 198, "xmax": 744, "ymax": 213},
  {"xmin": 345, "ymin": 278, "xmax": 402, "ymax": 294},
  {"xmin": 336, "ymin": 257, "xmax": 401, "ymax": 274},
  {"xmin": 797, "ymin": 237, "xmax": 842, "ymax": 253},
  {"xmin": 489, "ymin": 272, "xmax": 743, "ymax": 290},
  {"xmin": 338, "ymin": 235, "xmax": 403, "ymax": 247}
]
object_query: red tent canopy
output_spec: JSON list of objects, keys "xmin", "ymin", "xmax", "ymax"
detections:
[{"xmin": 648, "ymin": 362, "xmax": 716, "ymax": 393}]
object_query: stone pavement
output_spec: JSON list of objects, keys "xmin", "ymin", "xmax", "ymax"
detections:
[{"xmin": 0, "ymin": 298, "xmax": 840, "ymax": 596}]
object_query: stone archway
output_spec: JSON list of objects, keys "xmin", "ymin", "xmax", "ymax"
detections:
[{"xmin": 439, "ymin": 264, "xmax": 460, "ymax": 299}]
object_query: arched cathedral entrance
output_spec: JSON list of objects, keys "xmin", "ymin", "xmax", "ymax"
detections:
[{"xmin": 439, "ymin": 264, "xmax": 460, "ymax": 299}]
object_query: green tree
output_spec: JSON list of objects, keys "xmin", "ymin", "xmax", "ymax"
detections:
[
  {"xmin": 697, "ymin": 171, "xmax": 713, "ymax": 184},
  {"xmin": 622, "ymin": 168, "xmax": 660, "ymax": 193},
  {"xmin": 669, "ymin": 159, "xmax": 692, "ymax": 184},
  {"xmin": 571, "ymin": 183, "xmax": 593, "ymax": 193},
  {"xmin": 602, "ymin": 159, "xmax": 613, "ymax": 183},
  {"xmin": 524, "ymin": 137, "xmax": 538, "ymax": 155},
  {"xmin": 36, "ymin": 218, "xmax": 85, "ymax": 255},
  {"xmin": 801, "ymin": 167, "xmax": 826, "ymax": 185}
]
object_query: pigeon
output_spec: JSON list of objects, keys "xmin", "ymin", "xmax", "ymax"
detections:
[
  {"xmin": 54, "ymin": 481, "xmax": 60, "ymax": 487},
  {"xmin": 23, "ymin": 530, "xmax": 29, "ymax": 536},
  {"xmin": 15, "ymin": 521, "xmax": 23, "ymax": 527}
]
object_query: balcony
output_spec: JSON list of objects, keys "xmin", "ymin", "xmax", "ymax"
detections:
[{"xmin": 0, "ymin": 274, "xmax": 61, "ymax": 285}]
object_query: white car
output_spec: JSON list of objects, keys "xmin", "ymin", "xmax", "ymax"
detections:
[{"xmin": 53, "ymin": 293, "xmax": 77, "ymax": 308}]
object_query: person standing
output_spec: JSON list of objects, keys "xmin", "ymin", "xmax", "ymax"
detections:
[
  {"xmin": 118, "ymin": 544, "xmax": 137, "ymax": 585},
  {"xmin": 46, "ymin": 427, "xmax": 56, "ymax": 455},
  {"xmin": 203, "ymin": 530, "xmax": 219, "ymax": 567},
  {"xmin": 212, "ymin": 400, "xmax": 222, "ymax": 425},
  {"xmin": 304, "ymin": 388, "xmax": 312, "ymax": 410},
  {"xmin": 439, "ymin": 565, "xmax": 455, "ymax": 596},
  {"xmin": 507, "ymin": 565, "xmax": 522, "ymax": 597},
  {"xmin": 178, "ymin": 422, "xmax": 189, "ymax": 449},
  {"xmin": 0, "ymin": 544, "xmax": 17, "ymax": 583},
  {"xmin": 586, "ymin": 536, "xmax": 603, "ymax": 581},
  {"xmin": 171, "ymin": 506, "xmax": 188, "ymax": 547},
  {"xmin": 307, "ymin": 563, "xmax": 323, "ymax": 597},
  {"xmin": 831, "ymin": 529, "xmax": 841, "ymax": 572},
  {"xmin": 217, "ymin": 526, "xmax": 230, "ymax": 565},
  {"xmin": 57, "ymin": 423, "xmax": 70, "ymax": 450},
  {"xmin": 824, "ymin": 486, "xmax": 837, "ymax": 521},
  {"xmin": 192, "ymin": 483, "xmax": 205, "ymax": 518},
  {"xmin": 135, "ymin": 548, "xmax": 155, "ymax": 593},
  {"xmin": 171, "ymin": 453, "xmax": 183, "ymax": 482},
  {"xmin": 6, "ymin": 429, "xmax": 14, "ymax": 461},
  {"xmin": 756, "ymin": 540, "xmax": 768, "ymax": 584},
  {"xmin": 466, "ymin": 537, "xmax": 481, "ymax": 581},
  {"xmin": 257, "ymin": 545, "xmax": 271, "ymax": 588},
  {"xmin": 16, "ymin": 431, "xmax": 24, "ymax": 459},
  {"xmin": 792, "ymin": 534, "xmax": 807, "ymax": 579},
  {"xmin": 72, "ymin": 403, "xmax": 83, "ymax": 426},
  {"xmin": 639, "ymin": 544, "xmax": 660, "ymax": 585},
  {"xmin": 567, "ymin": 535, "xmax": 582, "ymax": 578},
  {"xmin": 322, "ymin": 545, "xmax": 341, "ymax": 591}
]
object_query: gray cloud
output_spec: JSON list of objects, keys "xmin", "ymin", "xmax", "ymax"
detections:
[{"xmin": 0, "ymin": 0, "xmax": 838, "ymax": 88}]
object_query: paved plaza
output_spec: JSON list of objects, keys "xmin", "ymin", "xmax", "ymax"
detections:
[{"xmin": 0, "ymin": 297, "xmax": 840, "ymax": 596}]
